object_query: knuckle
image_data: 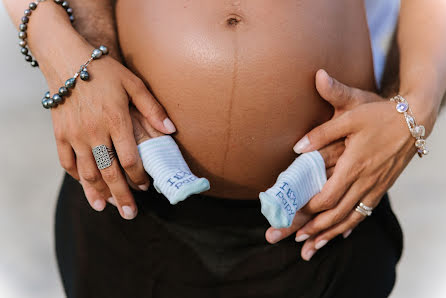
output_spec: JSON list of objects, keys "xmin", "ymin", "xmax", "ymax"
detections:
[
  {"xmin": 148, "ymin": 100, "xmax": 165, "ymax": 119},
  {"xmin": 106, "ymin": 111, "xmax": 125, "ymax": 130},
  {"xmin": 309, "ymin": 220, "xmax": 325, "ymax": 232},
  {"xmin": 319, "ymin": 196, "xmax": 336, "ymax": 210},
  {"xmin": 60, "ymin": 158, "xmax": 75, "ymax": 172},
  {"xmin": 81, "ymin": 170, "xmax": 100, "ymax": 184},
  {"xmin": 131, "ymin": 76, "xmax": 146, "ymax": 92},
  {"xmin": 101, "ymin": 167, "xmax": 119, "ymax": 183},
  {"xmin": 331, "ymin": 209, "xmax": 345, "ymax": 224},
  {"xmin": 120, "ymin": 153, "xmax": 139, "ymax": 170}
]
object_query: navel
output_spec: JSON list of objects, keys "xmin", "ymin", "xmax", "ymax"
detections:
[{"xmin": 225, "ymin": 14, "xmax": 243, "ymax": 28}]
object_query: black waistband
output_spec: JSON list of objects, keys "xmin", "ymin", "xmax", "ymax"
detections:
[
  {"xmin": 132, "ymin": 179, "xmax": 396, "ymax": 232},
  {"xmin": 133, "ymin": 182, "xmax": 271, "ymax": 228}
]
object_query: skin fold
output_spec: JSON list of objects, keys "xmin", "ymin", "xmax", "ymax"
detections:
[{"xmin": 115, "ymin": 0, "xmax": 375, "ymax": 198}]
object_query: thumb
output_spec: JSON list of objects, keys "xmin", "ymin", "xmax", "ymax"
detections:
[
  {"xmin": 129, "ymin": 106, "xmax": 151, "ymax": 145},
  {"xmin": 315, "ymin": 69, "xmax": 358, "ymax": 109}
]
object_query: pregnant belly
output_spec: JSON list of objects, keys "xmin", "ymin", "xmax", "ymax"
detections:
[{"xmin": 115, "ymin": 0, "xmax": 375, "ymax": 199}]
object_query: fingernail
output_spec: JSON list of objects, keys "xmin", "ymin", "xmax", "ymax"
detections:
[
  {"xmin": 269, "ymin": 230, "xmax": 282, "ymax": 243},
  {"xmin": 295, "ymin": 234, "xmax": 310, "ymax": 242},
  {"xmin": 122, "ymin": 205, "xmax": 136, "ymax": 220},
  {"xmin": 163, "ymin": 118, "xmax": 176, "ymax": 133},
  {"xmin": 138, "ymin": 183, "xmax": 149, "ymax": 191},
  {"xmin": 320, "ymin": 69, "xmax": 333, "ymax": 86},
  {"xmin": 315, "ymin": 239, "xmax": 328, "ymax": 250},
  {"xmin": 343, "ymin": 229, "xmax": 352, "ymax": 239},
  {"xmin": 107, "ymin": 197, "xmax": 116, "ymax": 206},
  {"xmin": 303, "ymin": 249, "xmax": 315, "ymax": 261},
  {"xmin": 92, "ymin": 200, "xmax": 105, "ymax": 212},
  {"xmin": 293, "ymin": 135, "xmax": 310, "ymax": 153}
]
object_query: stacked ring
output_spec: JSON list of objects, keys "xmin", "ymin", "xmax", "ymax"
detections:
[{"xmin": 355, "ymin": 202, "xmax": 373, "ymax": 217}]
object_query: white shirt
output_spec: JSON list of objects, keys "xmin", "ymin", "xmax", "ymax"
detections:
[{"xmin": 364, "ymin": 0, "xmax": 401, "ymax": 87}]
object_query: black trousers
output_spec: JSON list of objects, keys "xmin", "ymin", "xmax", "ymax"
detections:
[{"xmin": 55, "ymin": 172, "xmax": 403, "ymax": 298}]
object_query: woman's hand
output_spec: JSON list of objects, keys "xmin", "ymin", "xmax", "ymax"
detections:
[
  {"xmin": 107, "ymin": 105, "xmax": 165, "ymax": 207},
  {"xmin": 265, "ymin": 69, "xmax": 431, "ymax": 261},
  {"xmin": 264, "ymin": 68, "xmax": 373, "ymax": 245},
  {"xmin": 264, "ymin": 139, "xmax": 345, "ymax": 243},
  {"xmin": 291, "ymin": 69, "xmax": 426, "ymax": 260},
  {"xmin": 48, "ymin": 40, "xmax": 176, "ymax": 220}
]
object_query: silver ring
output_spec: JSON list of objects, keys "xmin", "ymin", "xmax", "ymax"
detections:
[
  {"xmin": 355, "ymin": 202, "xmax": 373, "ymax": 217},
  {"xmin": 92, "ymin": 144, "xmax": 116, "ymax": 170}
]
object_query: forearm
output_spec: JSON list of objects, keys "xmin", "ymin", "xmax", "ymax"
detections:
[
  {"xmin": 398, "ymin": 0, "xmax": 446, "ymax": 131},
  {"xmin": 3, "ymin": 0, "xmax": 96, "ymax": 84},
  {"xmin": 3, "ymin": 0, "xmax": 121, "ymax": 80},
  {"xmin": 69, "ymin": 0, "xmax": 122, "ymax": 61}
]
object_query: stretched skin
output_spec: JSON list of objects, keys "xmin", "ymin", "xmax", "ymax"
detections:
[{"xmin": 115, "ymin": 0, "xmax": 375, "ymax": 199}]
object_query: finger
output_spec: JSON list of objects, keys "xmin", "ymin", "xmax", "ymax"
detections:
[
  {"xmin": 296, "ymin": 177, "xmax": 373, "ymax": 240},
  {"xmin": 90, "ymin": 138, "xmax": 139, "ymax": 220},
  {"xmin": 326, "ymin": 167, "xmax": 334, "ymax": 179},
  {"xmin": 129, "ymin": 105, "xmax": 163, "ymax": 144},
  {"xmin": 318, "ymin": 139, "xmax": 345, "ymax": 169},
  {"xmin": 300, "ymin": 152, "xmax": 356, "ymax": 214},
  {"xmin": 293, "ymin": 112, "xmax": 352, "ymax": 154},
  {"xmin": 300, "ymin": 210, "xmax": 364, "ymax": 261},
  {"xmin": 124, "ymin": 76, "xmax": 176, "ymax": 134},
  {"xmin": 107, "ymin": 107, "xmax": 150, "ymax": 191},
  {"xmin": 56, "ymin": 139, "xmax": 80, "ymax": 181},
  {"xmin": 131, "ymin": 106, "xmax": 165, "ymax": 139},
  {"xmin": 300, "ymin": 235, "xmax": 318, "ymax": 261},
  {"xmin": 300, "ymin": 191, "xmax": 381, "ymax": 261},
  {"xmin": 125, "ymin": 170, "xmax": 143, "ymax": 191},
  {"xmin": 107, "ymin": 196, "xmax": 117, "ymax": 207},
  {"xmin": 74, "ymin": 147, "xmax": 109, "ymax": 212},
  {"xmin": 315, "ymin": 210, "xmax": 365, "ymax": 245},
  {"xmin": 265, "ymin": 211, "xmax": 313, "ymax": 244}
]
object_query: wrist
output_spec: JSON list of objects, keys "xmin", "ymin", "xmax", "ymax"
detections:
[
  {"xmin": 24, "ymin": 1, "xmax": 94, "ymax": 84},
  {"xmin": 398, "ymin": 90, "xmax": 440, "ymax": 138},
  {"xmin": 399, "ymin": 71, "xmax": 444, "ymax": 136}
]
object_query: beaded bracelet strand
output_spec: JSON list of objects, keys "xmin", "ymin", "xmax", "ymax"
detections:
[
  {"xmin": 390, "ymin": 94, "xmax": 429, "ymax": 158},
  {"xmin": 18, "ymin": 0, "xmax": 74, "ymax": 68},
  {"xmin": 42, "ymin": 45, "xmax": 109, "ymax": 109}
]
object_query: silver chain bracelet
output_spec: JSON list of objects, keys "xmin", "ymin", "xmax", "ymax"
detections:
[{"xmin": 390, "ymin": 94, "xmax": 428, "ymax": 158}]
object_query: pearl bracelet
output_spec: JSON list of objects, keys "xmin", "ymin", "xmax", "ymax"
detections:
[
  {"xmin": 390, "ymin": 95, "xmax": 429, "ymax": 158},
  {"xmin": 18, "ymin": 0, "xmax": 74, "ymax": 68},
  {"xmin": 41, "ymin": 45, "xmax": 109, "ymax": 109}
]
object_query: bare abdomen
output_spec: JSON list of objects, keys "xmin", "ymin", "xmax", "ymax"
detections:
[{"xmin": 115, "ymin": 0, "xmax": 375, "ymax": 198}]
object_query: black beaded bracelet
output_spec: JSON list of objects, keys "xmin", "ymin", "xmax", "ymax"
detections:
[
  {"xmin": 42, "ymin": 45, "xmax": 109, "ymax": 109},
  {"xmin": 18, "ymin": 0, "xmax": 74, "ymax": 68}
]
